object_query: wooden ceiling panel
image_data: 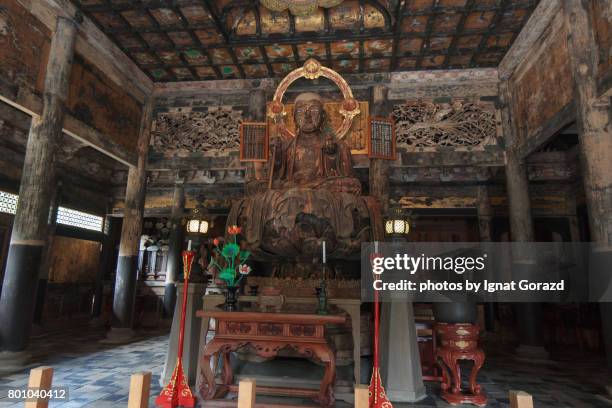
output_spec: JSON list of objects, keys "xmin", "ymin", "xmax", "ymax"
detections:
[
  {"xmin": 398, "ymin": 38, "xmax": 424, "ymax": 55},
  {"xmin": 149, "ymin": 8, "xmax": 182, "ymax": 27},
  {"xmin": 297, "ymin": 43, "xmax": 327, "ymax": 59},
  {"xmin": 402, "ymin": 16, "xmax": 429, "ymax": 33},
  {"xmin": 332, "ymin": 59, "xmax": 360, "ymax": 74},
  {"xmin": 73, "ymin": 0, "xmax": 539, "ymax": 81},
  {"xmin": 194, "ymin": 29, "xmax": 224, "ymax": 46},
  {"xmin": 243, "ymin": 64, "xmax": 269, "ymax": 78},
  {"xmin": 464, "ymin": 11, "xmax": 496, "ymax": 30},
  {"xmin": 363, "ymin": 39, "xmax": 394, "ymax": 57},
  {"xmin": 295, "ymin": 10, "xmax": 325, "ymax": 32},
  {"xmin": 167, "ymin": 31, "xmax": 195, "ymax": 47},
  {"xmin": 330, "ymin": 40, "xmax": 360, "ymax": 57},
  {"xmin": 265, "ymin": 44, "xmax": 295, "ymax": 61},
  {"xmin": 179, "ymin": 5, "xmax": 213, "ymax": 25},
  {"xmin": 141, "ymin": 33, "xmax": 172, "ymax": 48},
  {"xmin": 433, "ymin": 13, "xmax": 462, "ymax": 33},
  {"xmin": 120, "ymin": 10, "xmax": 151, "ymax": 29},
  {"xmin": 235, "ymin": 47, "xmax": 264, "ymax": 63}
]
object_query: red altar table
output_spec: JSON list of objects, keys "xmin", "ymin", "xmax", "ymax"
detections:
[{"xmin": 196, "ymin": 302, "xmax": 346, "ymax": 407}]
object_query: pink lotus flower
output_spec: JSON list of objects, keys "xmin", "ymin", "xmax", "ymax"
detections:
[{"xmin": 238, "ymin": 264, "xmax": 251, "ymax": 275}]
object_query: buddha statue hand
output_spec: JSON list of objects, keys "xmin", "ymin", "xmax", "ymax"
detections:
[{"xmin": 323, "ymin": 135, "xmax": 337, "ymax": 154}]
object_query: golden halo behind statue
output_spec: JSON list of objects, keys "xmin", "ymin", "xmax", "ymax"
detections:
[{"xmin": 267, "ymin": 58, "xmax": 360, "ymax": 140}]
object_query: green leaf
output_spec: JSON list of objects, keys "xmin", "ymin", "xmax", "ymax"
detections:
[
  {"xmin": 239, "ymin": 250, "xmax": 251, "ymax": 262},
  {"xmin": 222, "ymin": 243, "xmax": 240, "ymax": 259},
  {"xmin": 219, "ymin": 267, "xmax": 235, "ymax": 281}
]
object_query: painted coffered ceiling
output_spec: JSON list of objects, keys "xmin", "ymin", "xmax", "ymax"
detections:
[{"xmin": 71, "ymin": 0, "xmax": 539, "ymax": 81}]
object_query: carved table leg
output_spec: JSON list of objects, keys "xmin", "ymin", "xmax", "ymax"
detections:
[
  {"xmin": 451, "ymin": 354, "xmax": 461, "ymax": 394},
  {"xmin": 199, "ymin": 352, "xmax": 217, "ymax": 400},
  {"xmin": 437, "ymin": 350, "xmax": 453, "ymax": 392},
  {"xmin": 199, "ymin": 340, "xmax": 228, "ymax": 400},
  {"xmin": 469, "ymin": 350, "xmax": 485, "ymax": 396},
  {"xmin": 311, "ymin": 345, "xmax": 336, "ymax": 408},
  {"xmin": 221, "ymin": 351, "xmax": 233, "ymax": 386}
]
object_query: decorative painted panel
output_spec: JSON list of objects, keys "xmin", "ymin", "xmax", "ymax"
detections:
[
  {"xmin": 152, "ymin": 107, "xmax": 244, "ymax": 155},
  {"xmin": 0, "ymin": 0, "xmax": 50, "ymax": 95},
  {"xmin": 67, "ymin": 55, "xmax": 143, "ymax": 153},
  {"xmin": 512, "ymin": 13, "xmax": 573, "ymax": 146},
  {"xmin": 393, "ymin": 102, "xmax": 496, "ymax": 151}
]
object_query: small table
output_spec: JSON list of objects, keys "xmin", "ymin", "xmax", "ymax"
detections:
[{"xmin": 196, "ymin": 302, "xmax": 346, "ymax": 407}]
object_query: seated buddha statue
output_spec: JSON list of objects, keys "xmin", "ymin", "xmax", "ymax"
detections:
[
  {"xmin": 269, "ymin": 92, "xmax": 361, "ymax": 196},
  {"xmin": 227, "ymin": 92, "xmax": 382, "ymax": 269}
]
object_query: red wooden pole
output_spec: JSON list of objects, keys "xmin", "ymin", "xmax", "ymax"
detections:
[
  {"xmin": 156, "ymin": 250, "xmax": 197, "ymax": 408},
  {"xmin": 369, "ymin": 251, "xmax": 393, "ymax": 408}
]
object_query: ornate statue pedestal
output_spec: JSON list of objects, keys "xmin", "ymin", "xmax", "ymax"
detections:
[{"xmin": 435, "ymin": 323, "xmax": 487, "ymax": 407}]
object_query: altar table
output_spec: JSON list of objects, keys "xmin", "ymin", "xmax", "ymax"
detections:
[
  {"xmin": 197, "ymin": 294, "xmax": 362, "ymax": 387},
  {"xmin": 196, "ymin": 302, "xmax": 346, "ymax": 407}
]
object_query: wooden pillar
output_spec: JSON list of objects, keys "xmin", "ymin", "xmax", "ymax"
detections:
[
  {"xmin": 92, "ymin": 215, "xmax": 119, "ymax": 322},
  {"xmin": 477, "ymin": 185, "xmax": 493, "ymax": 242},
  {"xmin": 563, "ymin": 0, "xmax": 612, "ymax": 368},
  {"xmin": 0, "ymin": 17, "xmax": 77, "ymax": 353},
  {"xmin": 477, "ymin": 185, "xmax": 496, "ymax": 331},
  {"xmin": 33, "ymin": 181, "xmax": 61, "ymax": 326},
  {"xmin": 499, "ymin": 82, "xmax": 548, "ymax": 359},
  {"xmin": 108, "ymin": 99, "xmax": 153, "ymax": 341},
  {"xmin": 369, "ymin": 85, "xmax": 390, "ymax": 212},
  {"xmin": 164, "ymin": 176, "xmax": 185, "ymax": 318}
]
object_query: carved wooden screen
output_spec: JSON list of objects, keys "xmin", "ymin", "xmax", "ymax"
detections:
[
  {"xmin": 367, "ymin": 116, "xmax": 396, "ymax": 160},
  {"xmin": 240, "ymin": 122, "xmax": 269, "ymax": 162}
]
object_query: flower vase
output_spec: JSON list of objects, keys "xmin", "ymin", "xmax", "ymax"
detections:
[{"xmin": 224, "ymin": 286, "xmax": 239, "ymax": 311}]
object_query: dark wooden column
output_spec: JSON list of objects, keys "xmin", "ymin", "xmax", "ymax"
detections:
[
  {"xmin": 477, "ymin": 185, "xmax": 493, "ymax": 242},
  {"xmin": 563, "ymin": 0, "xmax": 612, "ymax": 369},
  {"xmin": 369, "ymin": 85, "xmax": 390, "ymax": 212},
  {"xmin": 92, "ymin": 214, "xmax": 119, "ymax": 323},
  {"xmin": 32, "ymin": 181, "xmax": 61, "ymax": 327},
  {"xmin": 0, "ymin": 17, "xmax": 77, "ymax": 353},
  {"xmin": 500, "ymin": 82, "xmax": 548, "ymax": 360},
  {"xmin": 163, "ymin": 176, "xmax": 185, "ymax": 318},
  {"xmin": 107, "ymin": 99, "xmax": 153, "ymax": 342},
  {"xmin": 477, "ymin": 185, "xmax": 495, "ymax": 331}
]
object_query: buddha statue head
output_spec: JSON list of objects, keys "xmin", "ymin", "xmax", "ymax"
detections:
[{"xmin": 294, "ymin": 92, "xmax": 325, "ymax": 135}]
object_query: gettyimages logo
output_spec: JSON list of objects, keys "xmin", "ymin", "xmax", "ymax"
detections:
[
  {"xmin": 371, "ymin": 253, "xmax": 488, "ymax": 275},
  {"xmin": 361, "ymin": 242, "xmax": 607, "ymax": 303}
]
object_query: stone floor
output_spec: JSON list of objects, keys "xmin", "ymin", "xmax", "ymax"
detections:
[{"xmin": 0, "ymin": 327, "xmax": 610, "ymax": 407}]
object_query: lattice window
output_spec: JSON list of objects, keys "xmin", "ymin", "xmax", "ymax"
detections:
[
  {"xmin": 368, "ymin": 117, "xmax": 396, "ymax": 160},
  {"xmin": 240, "ymin": 122, "xmax": 269, "ymax": 162},
  {"xmin": 57, "ymin": 207, "xmax": 104, "ymax": 232},
  {"xmin": 0, "ymin": 191, "xmax": 18, "ymax": 215}
]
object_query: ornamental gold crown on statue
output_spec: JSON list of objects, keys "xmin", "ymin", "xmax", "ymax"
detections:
[{"xmin": 231, "ymin": 59, "xmax": 384, "ymax": 274}]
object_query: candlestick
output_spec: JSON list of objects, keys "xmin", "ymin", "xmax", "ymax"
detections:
[
  {"xmin": 322, "ymin": 240, "xmax": 326, "ymax": 264},
  {"xmin": 187, "ymin": 240, "xmax": 192, "ymax": 251}
]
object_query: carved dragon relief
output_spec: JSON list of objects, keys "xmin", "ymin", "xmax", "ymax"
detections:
[
  {"xmin": 392, "ymin": 102, "xmax": 496, "ymax": 151},
  {"xmin": 151, "ymin": 107, "xmax": 244, "ymax": 155}
]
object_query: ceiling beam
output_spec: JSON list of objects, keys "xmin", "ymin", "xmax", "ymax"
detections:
[
  {"xmin": 26, "ymin": 0, "xmax": 153, "ymax": 102},
  {"xmin": 498, "ymin": 0, "xmax": 560, "ymax": 80}
]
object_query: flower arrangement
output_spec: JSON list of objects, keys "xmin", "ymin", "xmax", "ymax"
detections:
[{"xmin": 210, "ymin": 225, "xmax": 251, "ymax": 288}]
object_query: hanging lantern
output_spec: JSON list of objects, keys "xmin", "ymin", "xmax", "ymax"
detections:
[
  {"xmin": 186, "ymin": 206, "xmax": 209, "ymax": 234},
  {"xmin": 384, "ymin": 207, "xmax": 411, "ymax": 236}
]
